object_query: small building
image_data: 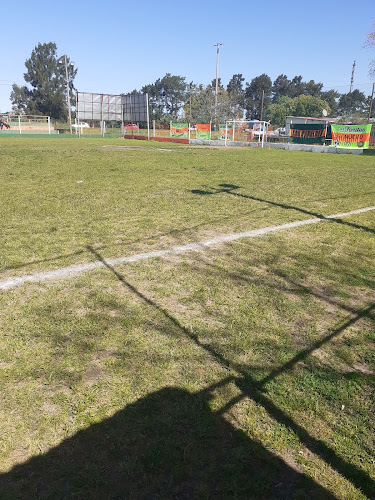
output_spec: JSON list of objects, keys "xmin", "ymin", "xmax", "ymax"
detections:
[{"xmin": 285, "ymin": 116, "xmax": 337, "ymax": 136}]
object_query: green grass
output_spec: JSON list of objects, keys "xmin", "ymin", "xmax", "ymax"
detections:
[{"xmin": 0, "ymin": 138, "xmax": 374, "ymax": 499}]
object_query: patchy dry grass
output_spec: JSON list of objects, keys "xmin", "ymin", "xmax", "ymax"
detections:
[{"xmin": 0, "ymin": 138, "xmax": 374, "ymax": 498}]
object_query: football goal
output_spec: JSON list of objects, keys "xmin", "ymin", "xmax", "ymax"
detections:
[
  {"xmin": 224, "ymin": 120, "xmax": 271, "ymax": 147},
  {"xmin": 0, "ymin": 115, "xmax": 53, "ymax": 135}
]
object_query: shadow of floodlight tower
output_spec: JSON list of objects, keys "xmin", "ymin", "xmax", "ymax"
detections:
[{"xmin": 58, "ymin": 54, "xmax": 75, "ymax": 134}]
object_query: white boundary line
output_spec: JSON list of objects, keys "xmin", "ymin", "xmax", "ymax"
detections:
[{"xmin": 1, "ymin": 206, "xmax": 374, "ymax": 292}]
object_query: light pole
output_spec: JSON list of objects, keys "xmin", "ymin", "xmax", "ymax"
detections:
[
  {"xmin": 368, "ymin": 82, "xmax": 375, "ymax": 121},
  {"xmin": 58, "ymin": 55, "xmax": 74, "ymax": 134},
  {"xmin": 214, "ymin": 43, "xmax": 222, "ymax": 125}
]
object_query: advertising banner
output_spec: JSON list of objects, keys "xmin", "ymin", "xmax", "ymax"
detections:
[
  {"xmin": 219, "ymin": 123, "xmax": 233, "ymax": 140},
  {"xmin": 289, "ymin": 124, "xmax": 326, "ymax": 145},
  {"xmin": 331, "ymin": 124, "xmax": 372, "ymax": 149},
  {"xmin": 196, "ymin": 123, "xmax": 211, "ymax": 140},
  {"xmin": 170, "ymin": 123, "xmax": 188, "ymax": 138}
]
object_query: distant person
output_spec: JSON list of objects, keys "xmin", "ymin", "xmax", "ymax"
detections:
[{"xmin": 0, "ymin": 119, "xmax": 10, "ymax": 130}]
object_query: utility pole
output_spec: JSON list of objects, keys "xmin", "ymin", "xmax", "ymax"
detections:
[
  {"xmin": 59, "ymin": 54, "xmax": 74, "ymax": 134},
  {"xmin": 350, "ymin": 60, "xmax": 356, "ymax": 93},
  {"xmin": 368, "ymin": 82, "xmax": 375, "ymax": 121},
  {"xmin": 260, "ymin": 90, "xmax": 265, "ymax": 122},
  {"xmin": 214, "ymin": 43, "xmax": 222, "ymax": 125},
  {"xmin": 189, "ymin": 82, "xmax": 192, "ymax": 123}
]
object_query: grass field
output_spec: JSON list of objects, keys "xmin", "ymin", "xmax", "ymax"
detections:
[{"xmin": 0, "ymin": 137, "xmax": 374, "ymax": 499}]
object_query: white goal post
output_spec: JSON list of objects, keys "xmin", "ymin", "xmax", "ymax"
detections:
[
  {"xmin": 224, "ymin": 120, "xmax": 271, "ymax": 147},
  {"xmin": 0, "ymin": 114, "xmax": 51, "ymax": 134}
]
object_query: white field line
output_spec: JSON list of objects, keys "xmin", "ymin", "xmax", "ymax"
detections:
[{"xmin": 1, "ymin": 206, "xmax": 374, "ymax": 292}]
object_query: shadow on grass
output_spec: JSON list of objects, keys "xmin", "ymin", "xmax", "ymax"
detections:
[
  {"xmin": 0, "ymin": 386, "xmax": 333, "ymax": 499},
  {"xmin": 192, "ymin": 184, "xmax": 375, "ymax": 235},
  {"xmin": 5, "ymin": 182, "xmax": 373, "ymax": 274},
  {"xmin": 82, "ymin": 247, "xmax": 375, "ymax": 498},
  {"xmin": 189, "ymin": 252, "xmax": 374, "ymax": 315},
  {"xmin": 2, "ymin": 246, "xmax": 371, "ymax": 498},
  {"xmin": 1, "ymin": 206, "xmax": 269, "ymax": 273}
]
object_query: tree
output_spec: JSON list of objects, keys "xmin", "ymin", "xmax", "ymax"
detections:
[
  {"xmin": 303, "ymin": 80, "xmax": 324, "ymax": 97},
  {"xmin": 320, "ymin": 89, "xmax": 340, "ymax": 116},
  {"xmin": 267, "ymin": 95, "xmax": 330, "ymax": 128},
  {"xmin": 365, "ymin": 21, "xmax": 375, "ymax": 77},
  {"xmin": 267, "ymin": 97, "xmax": 293, "ymax": 127},
  {"xmin": 272, "ymin": 74, "xmax": 291, "ymax": 102},
  {"xmin": 244, "ymin": 74, "xmax": 272, "ymax": 119},
  {"xmin": 210, "ymin": 78, "xmax": 224, "ymax": 90},
  {"xmin": 10, "ymin": 42, "xmax": 77, "ymax": 121},
  {"xmin": 288, "ymin": 76, "xmax": 305, "ymax": 98},
  {"xmin": 183, "ymin": 84, "xmax": 238, "ymax": 124},
  {"xmin": 338, "ymin": 90, "xmax": 369, "ymax": 116},
  {"xmin": 184, "ymin": 84, "xmax": 214, "ymax": 123},
  {"xmin": 226, "ymin": 74, "xmax": 245, "ymax": 118},
  {"xmin": 141, "ymin": 73, "xmax": 188, "ymax": 121},
  {"xmin": 291, "ymin": 94, "xmax": 330, "ymax": 117},
  {"xmin": 227, "ymin": 74, "xmax": 244, "ymax": 102}
]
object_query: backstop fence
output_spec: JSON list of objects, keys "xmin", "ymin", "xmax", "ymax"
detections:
[{"xmin": 76, "ymin": 92, "xmax": 149, "ymax": 138}]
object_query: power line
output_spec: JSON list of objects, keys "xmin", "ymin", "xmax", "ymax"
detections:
[{"xmin": 323, "ymin": 82, "xmax": 373, "ymax": 89}]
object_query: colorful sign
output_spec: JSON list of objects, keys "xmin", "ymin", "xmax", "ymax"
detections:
[
  {"xmin": 219, "ymin": 123, "xmax": 233, "ymax": 140},
  {"xmin": 331, "ymin": 124, "xmax": 372, "ymax": 149},
  {"xmin": 171, "ymin": 123, "xmax": 188, "ymax": 138},
  {"xmin": 196, "ymin": 123, "xmax": 211, "ymax": 140},
  {"xmin": 289, "ymin": 124, "xmax": 326, "ymax": 145}
]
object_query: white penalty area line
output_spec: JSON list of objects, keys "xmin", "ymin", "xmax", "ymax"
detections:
[{"xmin": 1, "ymin": 205, "xmax": 374, "ymax": 292}]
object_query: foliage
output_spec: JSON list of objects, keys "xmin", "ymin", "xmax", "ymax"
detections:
[
  {"xmin": 183, "ymin": 84, "xmax": 239, "ymax": 123},
  {"xmin": 244, "ymin": 74, "xmax": 338, "ymax": 124},
  {"xmin": 291, "ymin": 94, "xmax": 330, "ymax": 117},
  {"xmin": 336, "ymin": 113, "xmax": 371, "ymax": 125},
  {"xmin": 320, "ymin": 89, "xmax": 340, "ymax": 116},
  {"xmin": 244, "ymin": 74, "xmax": 272, "ymax": 119},
  {"xmin": 272, "ymin": 74, "xmax": 327, "ymax": 101},
  {"xmin": 184, "ymin": 84, "xmax": 213, "ymax": 123},
  {"xmin": 226, "ymin": 73, "xmax": 245, "ymax": 119},
  {"xmin": 272, "ymin": 74, "xmax": 292, "ymax": 102},
  {"xmin": 287, "ymin": 75, "xmax": 306, "ymax": 98},
  {"xmin": 268, "ymin": 95, "xmax": 330, "ymax": 127},
  {"xmin": 10, "ymin": 42, "xmax": 76, "ymax": 121},
  {"xmin": 364, "ymin": 21, "xmax": 375, "ymax": 77},
  {"xmin": 338, "ymin": 90, "xmax": 369, "ymax": 116},
  {"xmin": 210, "ymin": 77, "xmax": 224, "ymax": 90},
  {"xmin": 141, "ymin": 73, "xmax": 188, "ymax": 121},
  {"xmin": 267, "ymin": 97, "xmax": 293, "ymax": 127}
]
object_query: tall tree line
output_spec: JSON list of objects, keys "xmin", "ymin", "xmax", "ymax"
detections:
[
  {"xmin": 10, "ymin": 42, "xmax": 373, "ymax": 125},
  {"xmin": 141, "ymin": 72, "xmax": 371, "ymax": 126}
]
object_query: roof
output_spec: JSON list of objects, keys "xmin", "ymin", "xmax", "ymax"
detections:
[{"xmin": 286, "ymin": 116, "xmax": 337, "ymax": 122}]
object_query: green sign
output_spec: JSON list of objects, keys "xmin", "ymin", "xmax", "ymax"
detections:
[
  {"xmin": 196, "ymin": 131, "xmax": 210, "ymax": 140},
  {"xmin": 171, "ymin": 123, "xmax": 188, "ymax": 138},
  {"xmin": 331, "ymin": 124, "xmax": 372, "ymax": 149},
  {"xmin": 219, "ymin": 124, "xmax": 233, "ymax": 140}
]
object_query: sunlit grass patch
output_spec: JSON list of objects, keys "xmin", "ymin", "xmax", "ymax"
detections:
[{"xmin": 0, "ymin": 137, "xmax": 374, "ymax": 498}]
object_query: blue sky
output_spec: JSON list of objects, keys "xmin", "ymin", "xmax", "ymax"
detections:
[{"xmin": 1, "ymin": 0, "xmax": 374, "ymax": 112}]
